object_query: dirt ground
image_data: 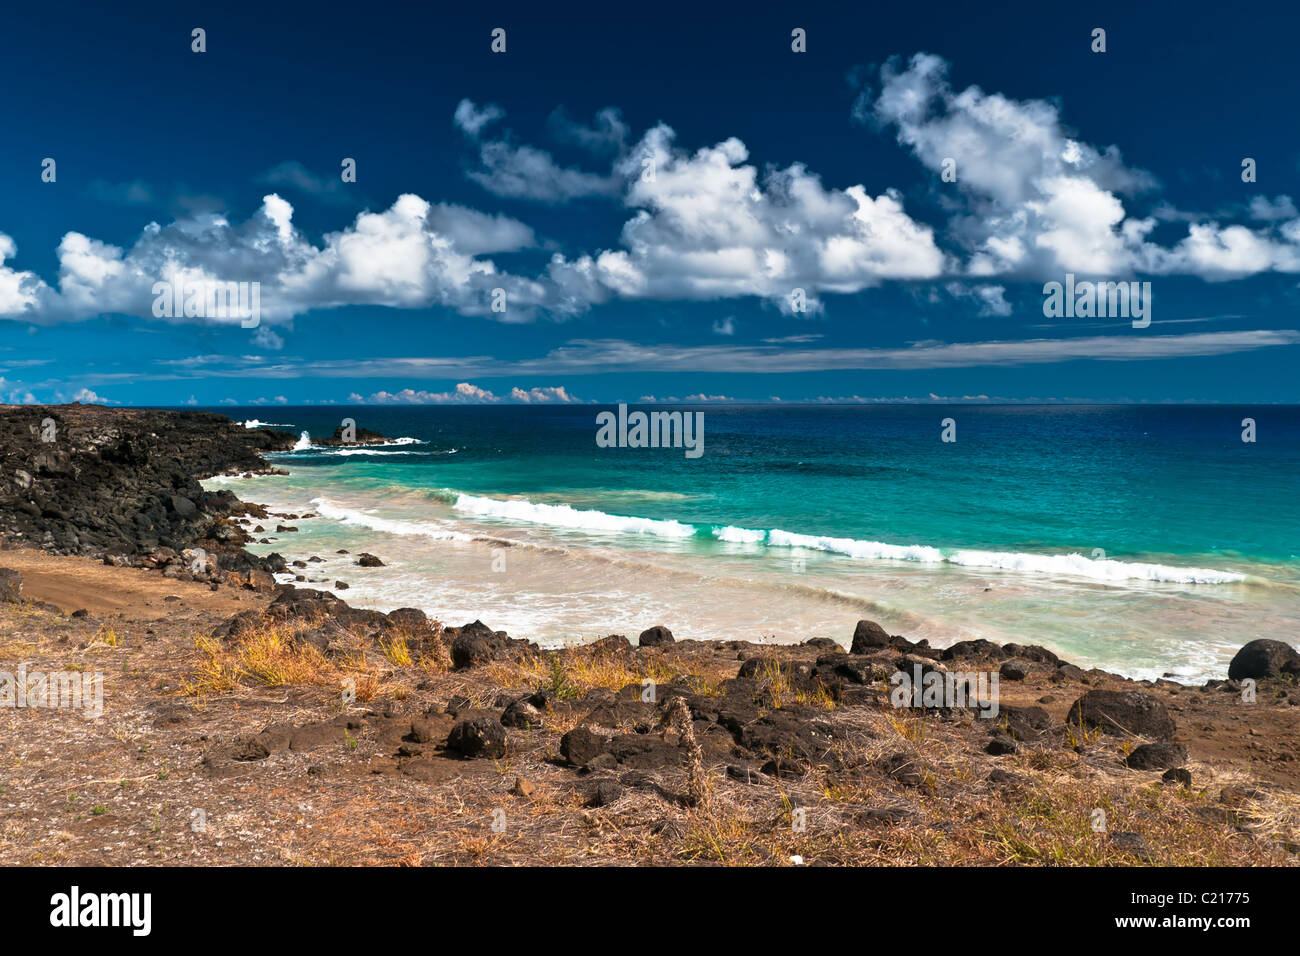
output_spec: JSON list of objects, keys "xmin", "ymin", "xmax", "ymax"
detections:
[{"xmin": 0, "ymin": 552, "xmax": 1296, "ymax": 867}]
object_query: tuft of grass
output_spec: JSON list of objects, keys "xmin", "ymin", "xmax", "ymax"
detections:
[
  {"xmin": 379, "ymin": 635, "xmax": 413, "ymax": 668},
  {"xmin": 182, "ymin": 617, "xmax": 378, "ymax": 700}
]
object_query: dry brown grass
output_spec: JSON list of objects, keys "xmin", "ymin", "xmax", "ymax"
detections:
[
  {"xmin": 181, "ymin": 618, "xmax": 380, "ymax": 701},
  {"xmin": 484, "ymin": 648, "xmax": 728, "ymax": 702}
]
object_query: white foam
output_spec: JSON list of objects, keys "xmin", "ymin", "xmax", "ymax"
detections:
[
  {"xmin": 452, "ymin": 492, "xmax": 696, "ymax": 539},
  {"xmin": 243, "ymin": 419, "xmax": 292, "ymax": 429},
  {"xmin": 311, "ymin": 498, "xmax": 473, "ymax": 541},
  {"xmin": 945, "ymin": 549, "xmax": 1246, "ymax": 584},
  {"xmin": 319, "ymin": 448, "xmax": 420, "ymax": 457},
  {"xmin": 292, "ymin": 430, "xmax": 312, "ymax": 451},
  {"xmin": 715, "ymin": 525, "xmax": 766, "ymax": 544},
  {"xmin": 767, "ymin": 528, "xmax": 946, "ymax": 563},
  {"xmin": 760, "ymin": 527, "xmax": 1244, "ymax": 584}
]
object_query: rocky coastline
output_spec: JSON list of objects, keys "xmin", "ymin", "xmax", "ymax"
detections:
[{"xmin": 0, "ymin": 404, "xmax": 1296, "ymax": 866}]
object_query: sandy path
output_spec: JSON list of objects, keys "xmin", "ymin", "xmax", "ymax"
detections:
[{"xmin": 0, "ymin": 547, "xmax": 265, "ymax": 619}]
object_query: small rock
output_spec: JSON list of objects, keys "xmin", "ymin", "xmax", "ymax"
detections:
[
  {"xmin": 999, "ymin": 660, "xmax": 1030, "ymax": 681},
  {"xmin": 446, "ymin": 718, "xmax": 507, "ymax": 759},
  {"xmin": 1125, "ymin": 741, "xmax": 1188, "ymax": 771},
  {"xmin": 408, "ymin": 720, "xmax": 436, "ymax": 743},
  {"xmin": 1109, "ymin": 831, "xmax": 1154, "ymax": 861},
  {"xmin": 501, "ymin": 698, "xmax": 544, "ymax": 729},
  {"xmin": 638, "ymin": 625, "xmax": 675, "ymax": 647},
  {"xmin": 586, "ymin": 780, "xmax": 623, "ymax": 807},
  {"xmin": 986, "ymin": 734, "xmax": 1018, "ymax": 755},
  {"xmin": 1162, "ymin": 767, "xmax": 1193, "ymax": 787}
]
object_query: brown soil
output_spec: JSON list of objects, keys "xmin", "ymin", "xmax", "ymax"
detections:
[{"xmin": 0, "ymin": 553, "xmax": 1295, "ymax": 867}]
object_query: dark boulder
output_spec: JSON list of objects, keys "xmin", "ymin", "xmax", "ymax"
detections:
[
  {"xmin": 1125, "ymin": 741, "xmax": 1188, "ymax": 771},
  {"xmin": 1002, "ymin": 643, "xmax": 1061, "ymax": 666},
  {"xmin": 735, "ymin": 710, "xmax": 839, "ymax": 761},
  {"xmin": 940, "ymin": 638, "xmax": 1003, "ymax": 661},
  {"xmin": 500, "ymin": 698, "xmax": 544, "ymax": 729},
  {"xmin": 1227, "ymin": 639, "xmax": 1300, "ymax": 680},
  {"xmin": 560, "ymin": 726, "xmax": 608, "ymax": 767},
  {"xmin": 446, "ymin": 718, "xmax": 507, "ymax": 759},
  {"xmin": 1066, "ymin": 690, "xmax": 1176, "ymax": 739},
  {"xmin": 850, "ymin": 619, "xmax": 891, "ymax": 653},
  {"xmin": 638, "ymin": 625, "xmax": 675, "ymax": 647},
  {"xmin": 999, "ymin": 660, "xmax": 1030, "ymax": 681}
]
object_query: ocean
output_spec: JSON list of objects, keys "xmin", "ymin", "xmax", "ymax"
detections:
[{"xmin": 202, "ymin": 404, "xmax": 1300, "ymax": 683}]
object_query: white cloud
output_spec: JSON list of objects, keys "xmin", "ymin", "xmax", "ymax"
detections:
[
  {"xmin": 453, "ymin": 99, "xmax": 505, "ymax": 138},
  {"xmin": 252, "ymin": 326, "xmax": 284, "ymax": 350},
  {"xmin": 547, "ymin": 106, "xmax": 630, "ymax": 153},
  {"xmin": 469, "ymin": 141, "xmax": 620, "ymax": 202},
  {"xmin": 0, "ymin": 193, "xmax": 561, "ymax": 324},
  {"xmin": 359, "ymin": 382, "xmax": 580, "ymax": 404},
  {"xmin": 509, "ymin": 385, "xmax": 577, "ymax": 403},
  {"xmin": 424, "ymin": 203, "xmax": 536, "ymax": 255},
  {"xmin": 945, "ymin": 282, "xmax": 1012, "ymax": 316},
  {"xmin": 546, "ymin": 123, "xmax": 946, "ymax": 311},
  {"xmin": 1249, "ymin": 195, "xmax": 1298, "ymax": 222},
  {"xmin": 457, "ymin": 100, "xmax": 618, "ymax": 202},
  {"xmin": 866, "ymin": 53, "xmax": 1300, "ymax": 281},
  {"xmin": 7, "ymin": 66, "xmax": 1300, "ymax": 332}
]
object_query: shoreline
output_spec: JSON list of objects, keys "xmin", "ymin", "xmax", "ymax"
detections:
[{"xmin": 0, "ymin": 405, "xmax": 1296, "ymax": 866}]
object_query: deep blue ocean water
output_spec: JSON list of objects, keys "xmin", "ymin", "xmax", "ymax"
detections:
[{"xmin": 229, "ymin": 404, "xmax": 1300, "ymax": 570}]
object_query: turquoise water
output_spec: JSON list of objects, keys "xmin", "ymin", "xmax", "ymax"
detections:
[{"xmin": 207, "ymin": 405, "xmax": 1300, "ymax": 682}]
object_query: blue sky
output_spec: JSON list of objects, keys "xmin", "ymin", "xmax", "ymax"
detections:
[{"xmin": 2, "ymin": 0, "xmax": 1299, "ymax": 406}]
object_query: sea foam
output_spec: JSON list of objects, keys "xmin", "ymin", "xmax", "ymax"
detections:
[{"xmin": 451, "ymin": 492, "xmax": 696, "ymax": 539}]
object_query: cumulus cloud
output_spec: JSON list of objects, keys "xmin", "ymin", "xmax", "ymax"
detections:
[
  {"xmin": 424, "ymin": 203, "xmax": 535, "ymax": 255},
  {"xmin": 865, "ymin": 53, "xmax": 1300, "ymax": 281},
  {"xmin": 8, "ymin": 64, "xmax": 1300, "ymax": 332},
  {"xmin": 251, "ymin": 326, "xmax": 284, "ymax": 350},
  {"xmin": 0, "ymin": 194, "xmax": 562, "ymax": 324},
  {"xmin": 358, "ymin": 382, "xmax": 579, "ymax": 404},
  {"xmin": 457, "ymin": 100, "xmax": 619, "ymax": 202},
  {"xmin": 945, "ymin": 282, "xmax": 1012, "ymax": 316},
  {"xmin": 546, "ymin": 123, "xmax": 946, "ymax": 312},
  {"xmin": 468, "ymin": 142, "xmax": 620, "ymax": 202}
]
